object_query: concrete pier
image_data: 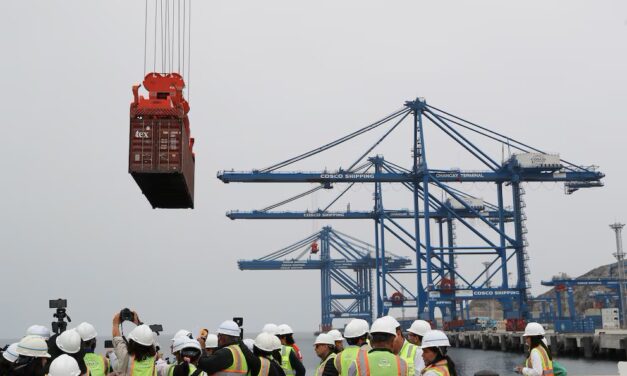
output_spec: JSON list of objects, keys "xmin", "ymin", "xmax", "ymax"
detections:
[{"xmin": 447, "ymin": 329, "xmax": 627, "ymax": 360}]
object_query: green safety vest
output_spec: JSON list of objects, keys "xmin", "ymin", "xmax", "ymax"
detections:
[
  {"xmin": 215, "ymin": 345, "xmax": 248, "ymax": 376},
  {"xmin": 167, "ymin": 363, "xmax": 203, "ymax": 376},
  {"xmin": 129, "ymin": 356, "xmax": 156, "ymax": 376},
  {"xmin": 84, "ymin": 353, "xmax": 106, "ymax": 376},
  {"xmin": 335, "ymin": 346, "xmax": 368, "ymax": 376},
  {"xmin": 354, "ymin": 350, "xmax": 407, "ymax": 376},
  {"xmin": 420, "ymin": 360, "xmax": 449, "ymax": 376},
  {"xmin": 280, "ymin": 345, "xmax": 295, "ymax": 376},
  {"xmin": 525, "ymin": 346, "xmax": 554, "ymax": 376},
  {"xmin": 316, "ymin": 353, "xmax": 337, "ymax": 376},
  {"xmin": 258, "ymin": 357, "xmax": 271, "ymax": 376},
  {"xmin": 399, "ymin": 341, "xmax": 418, "ymax": 376}
]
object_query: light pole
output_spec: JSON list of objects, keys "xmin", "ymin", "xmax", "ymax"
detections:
[{"xmin": 610, "ymin": 222, "xmax": 626, "ymax": 328}]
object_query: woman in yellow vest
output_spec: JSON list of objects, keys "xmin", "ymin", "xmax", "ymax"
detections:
[
  {"xmin": 420, "ymin": 330, "xmax": 457, "ymax": 376},
  {"xmin": 111, "ymin": 311, "xmax": 157, "ymax": 376},
  {"xmin": 77, "ymin": 322, "xmax": 109, "ymax": 376},
  {"xmin": 515, "ymin": 322, "xmax": 554, "ymax": 376}
]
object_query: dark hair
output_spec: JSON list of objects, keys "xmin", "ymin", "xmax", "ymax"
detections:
[
  {"xmin": 0, "ymin": 355, "xmax": 14, "ymax": 376},
  {"xmin": 127, "ymin": 339, "xmax": 156, "ymax": 361},
  {"xmin": 11, "ymin": 356, "xmax": 47, "ymax": 376},
  {"xmin": 271, "ymin": 349, "xmax": 282, "ymax": 364},
  {"xmin": 347, "ymin": 334, "xmax": 368, "ymax": 346},
  {"xmin": 528, "ymin": 336, "xmax": 552, "ymax": 361},
  {"xmin": 431, "ymin": 347, "xmax": 457, "ymax": 376},
  {"xmin": 253, "ymin": 346, "xmax": 272, "ymax": 358},
  {"xmin": 83, "ymin": 339, "xmax": 97, "ymax": 352},
  {"xmin": 370, "ymin": 333, "xmax": 395, "ymax": 344},
  {"xmin": 173, "ymin": 362, "xmax": 190, "ymax": 376}
]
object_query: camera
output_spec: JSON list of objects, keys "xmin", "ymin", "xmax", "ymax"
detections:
[
  {"xmin": 50, "ymin": 298, "xmax": 71, "ymax": 335},
  {"xmin": 119, "ymin": 308, "xmax": 134, "ymax": 323},
  {"xmin": 104, "ymin": 340, "xmax": 114, "ymax": 348},
  {"xmin": 233, "ymin": 317, "xmax": 244, "ymax": 340},
  {"xmin": 149, "ymin": 324, "xmax": 163, "ymax": 335}
]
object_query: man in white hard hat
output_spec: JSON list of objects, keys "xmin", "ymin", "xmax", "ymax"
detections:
[
  {"xmin": 313, "ymin": 333, "xmax": 338, "ymax": 376},
  {"xmin": 55, "ymin": 329, "xmax": 88, "ymax": 375},
  {"xmin": 76, "ymin": 322, "xmax": 109, "ymax": 376},
  {"xmin": 252, "ymin": 333, "xmax": 284, "ymax": 376},
  {"xmin": 48, "ymin": 354, "xmax": 82, "ymax": 376},
  {"xmin": 380, "ymin": 316, "xmax": 422, "ymax": 376},
  {"xmin": 196, "ymin": 320, "xmax": 260, "ymax": 376},
  {"xmin": 276, "ymin": 324, "xmax": 305, "ymax": 376},
  {"xmin": 405, "ymin": 320, "xmax": 431, "ymax": 374},
  {"xmin": 347, "ymin": 317, "xmax": 407, "ymax": 376},
  {"xmin": 334, "ymin": 319, "xmax": 370, "ymax": 376},
  {"xmin": 327, "ymin": 330, "xmax": 344, "ymax": 352}
]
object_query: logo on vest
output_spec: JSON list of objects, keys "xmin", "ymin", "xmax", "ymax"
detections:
[{"xmin": 377, "ymin": 358, "xmax": 392, "ymax": 368}]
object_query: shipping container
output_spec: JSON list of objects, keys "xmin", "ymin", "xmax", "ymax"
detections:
[
  {"xmin": 129, "ymin": 73, "xmax": 195, "ymax": 209},
  {"xmin": 446, "ymin": 197, "xmax": 485, "ymax": 210},
  {"xmin": 510, "ymin": 153, "xmax": 561, "ymax": 170}
]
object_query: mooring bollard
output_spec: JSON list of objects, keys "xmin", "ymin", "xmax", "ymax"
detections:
[{"xmin": 474, "ymin": 370, "xmax": 499, "ymax": 376}]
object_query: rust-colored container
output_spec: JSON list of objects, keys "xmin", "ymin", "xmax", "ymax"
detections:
[{"xmin": 129, "ymin": 73, "xmax": 195, "ymax": 209}]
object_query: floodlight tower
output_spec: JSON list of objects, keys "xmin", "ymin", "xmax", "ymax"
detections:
[{"xmin": 611, "ymin": 222, "xmax": 626, "ymax": 328}]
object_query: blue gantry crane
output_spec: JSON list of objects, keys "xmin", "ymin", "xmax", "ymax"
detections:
[
  {"xmin": 541, "ymin": 278, "xmax": 623, "ymax": 322},
  {"xmin": 219, "ymin": 98, "xmax": 604, "ymax": 322},
  {"xmin": 238, "ymin": 226, "xmax": 411, "ymax": 330}
]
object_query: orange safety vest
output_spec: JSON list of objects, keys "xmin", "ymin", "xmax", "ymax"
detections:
[
  {"xmin": 420, "ymin": 360, "xmax": 449, "ymax": 376},
  {"xmin": 525, "ymin": 346, "xmax": 554, "ymax": 376}
]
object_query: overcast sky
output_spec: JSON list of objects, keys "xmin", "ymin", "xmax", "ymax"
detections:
[{"xmin": 1, "ymin": 1, "xmax": 626, "ymax": 338}]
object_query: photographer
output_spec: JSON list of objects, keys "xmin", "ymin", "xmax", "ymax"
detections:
[
  {"xmin": 111, "ymin": 310, "xmax": 157, "ymax": 376},
  {"xmin": 196, "ymin": 320, "xmax": 260, "ymax": 376}
]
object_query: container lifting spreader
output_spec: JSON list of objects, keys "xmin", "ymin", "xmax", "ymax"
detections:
[{"xmin": 129, "ymin": 73, "xmax": 195, "ymax": 209}]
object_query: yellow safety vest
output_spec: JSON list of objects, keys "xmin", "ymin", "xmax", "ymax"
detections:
[
  {"xmin": 335, "ymin": 346, "xmax": 368, "ymax": 376},
  {"xmin": 420, "ymin": 360, "xmax": 449, "ymax": 376},
  {"xmin": 354, "ymin": 349, "xmax": 407, "ymax": 376},
  {"xmin": 215, "ymin": 345, "xmax": 248, "ymax": 376},
  {"xmin": 316, "ymin": 353, "xmax": 337, "ymax": 376},
  {"xmin": 525, "ymin": 346, "xmax": 554, "ymax": 376},
  {"xmin": 258, "ymin": 357, "xmax": 271, "ymax": 376},
  {"xmin": 167, "ymin": 363, "xmax": 203, "ymax": 376},
  {"xmin": 280, "ymin": 345, "xmax": 295, "ymax": 376},
  {"xmin": 129, "ymin": 356, "xmax": 156, "ymax": 376},
  {"xmin": 84, "ymin": 353, "xmax": 106, "ymax": 376},
  {"xmin": 399, "ymin": 341, "xmax": 418, "ymax": 376}
]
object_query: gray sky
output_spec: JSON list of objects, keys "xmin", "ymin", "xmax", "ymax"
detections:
[{"xmin": 1, "ymin": 1, "xmax": 626, "ymax": 338}]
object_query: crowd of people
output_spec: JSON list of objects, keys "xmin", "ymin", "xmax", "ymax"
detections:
[{"xmin": 0, "ymin": 311, "xmax": 555, "ymax": 376}]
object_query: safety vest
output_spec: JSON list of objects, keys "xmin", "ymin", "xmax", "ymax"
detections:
[
  {"xmin": 129, "ymin": 356, "xmax": 156, "ymax": 376},
  {"xmin": 84, "ymin": 353, "xmax": 106, "ymax": 376},
  {"xmin": 258, "ymin": 357, "xmax": 271, "ymax": 376},
  {"xmin": 280, "ymin": 345, "xmax": 296, "ymax": 376},
  {"xmin": 399, "ymin": 341, "xmax": 418, "ymax": 376},
  {"xmin": 316, "ymin": 353, "xmax": 337, "ymax": 376},
  {"xmin": 525, "ymin": 346, "xmax": 554, "ymax": 376},
  {"xmin": 215, "ymin": 345, "xmax": 248, "ymax": 376},
  {"xmin": 167, "ymin": 363, "xmax": 203, "ymax": 376},
  {"xmin": 354, "ymin": 350, "xmax": 407, "ymax": 376},
  {"xmin": 335, "ymin": 346, "xmax": 368, "ymax": 376},
  {"xmin": 420, "ymin": 360, "xmax": 449, "ymax": 376}
]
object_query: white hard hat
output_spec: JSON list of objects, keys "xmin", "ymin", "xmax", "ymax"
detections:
[
  {"xmin": 523, "ymin": 322, "xmax": 546, "ymax": 337},
  {"xmin": 172, "ymin": 337, "xmax": 201, "ymax": 353},
  {"xmin": 380, "ymin": 315, "xmax": 400, "ymax": 329},
  {"xmin": 16, "ymin": 335, "xmax": 50, "ymax": 358},
  {"xmin": 171, "ymin": 329, "xmax": 192, "ymax": 341},
  {"xmin": 344, "ymin": 319, "xmax": 369, "ymax": 339},
  {"xmin": 128, "ymin": 324, "xmax": 155, "ymax": 347},
  {"xmin": 2, "ymin": 343, "xmax": 19, "ymax": 363},
  {"xmin": 48, "ymin": 354, "xmax": 81, "ymax": 376},
  {"xmin": 217, "ymin": 321, "xmax": 240, "ymax": 337},
  {"xmin": 277, "ymin": 324, "xmax": 293, "ymax": 336},
  {"xmin": 26, "ymin": 325, "xmax": 51, "ymax": 340},
  {"xmin": 243, "ymin": 338, "xmax": 255, "ymax": 351},
  {"xmin": 370, "ymin": 317, "xmax": 397, "ymax": 336},
  {"xmin": 421, "ymin": 330, "xmax": 450, "ymax": 348},
  {"xmin": 261, "ymin": 323, "xmax": 278, "ymax": 335},
  {"xmin": 76, "ymin": 322, "xmax": 98, "ymax": 341},
  {"xmin": 271, "ymin": 335, "xmax": 282, "ymax": 351},
  {"xmin": 327, "ymin": 329, "xmax": 344, "ymax": 342},
  {"xmin": 408, "ymin": 320, "xmax": 431, "ymax": 337},
  {"xmin": 254, "ymin": 332, "xmax": 275, "ymax": 352},
  {"xmin": 56, "ymin": 329, "xmax": 82, "ymax": 354},
  {"xmin": 205, "ymin": 334, "xmax": 218, "ymax": 349},
  {"xmin": 314, "ymin": 333, "xmax": 335, "ymax": 346}
]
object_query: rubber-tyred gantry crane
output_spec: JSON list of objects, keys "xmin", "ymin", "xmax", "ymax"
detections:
[{"xmin": 219, "ymin": 98, "xmax": 604, "ymax": 322}]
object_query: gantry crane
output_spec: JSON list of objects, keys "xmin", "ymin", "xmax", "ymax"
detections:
[
  {"xmin": 237, "ymin": 226, "xmax": 411, "ymax": 330},
  {"xmin": 219, "ymin": 98, "xmax": 604, "ymax": 321}
]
